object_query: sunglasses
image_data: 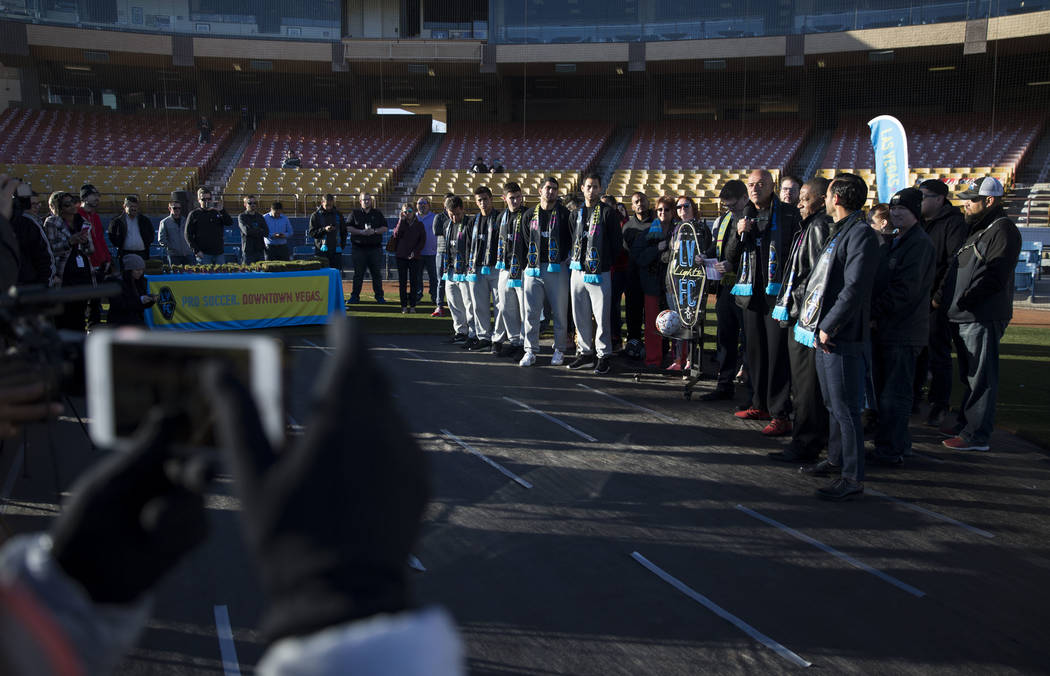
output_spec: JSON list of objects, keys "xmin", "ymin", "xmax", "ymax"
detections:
[
  {"xmin": 403, "ymin": 209, "xmax": 415, "ymax": 214},
  {"xmin": 676, "ymin": 204, "xmax": 690, "ymax": 210},
  {"xmin": 656, "ymin": 207, "xmax": 669, "ymax": 212}
]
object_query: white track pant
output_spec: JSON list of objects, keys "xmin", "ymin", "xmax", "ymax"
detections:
[
  {"xmin": 468, "ymin": 271, "xmax": 500, "ymax": 341},
  {"xmin": 445, "ymin": 279, "xmax": 475, "ymax": 337},
  {"xmin": 494, "ymin": 270, "xmax": 525, "ymax": 346},
  {"xmin": 570, "ymin": 269, "xmax": 612, "ymax": 358},
  {"xmin": 523, "ymin": 266, "xmax": 569, "ymax": 353}
]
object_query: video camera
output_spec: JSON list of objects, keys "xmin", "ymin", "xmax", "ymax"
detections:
[{"xmin": 0, "ymin": 283, "xmax": 120, "ymax": 397}]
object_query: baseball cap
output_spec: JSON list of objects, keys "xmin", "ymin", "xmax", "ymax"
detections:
[
  {"xmin": 917, "ymin": 178, "xmax": 949, "ymax": 198},
  {"xmin": 957, "ymin": 176, "xmax": 1004, "ymax": 200},
  {"xmin": 889, "ymin": 187, "xmax": 923, "ymax": 223}
]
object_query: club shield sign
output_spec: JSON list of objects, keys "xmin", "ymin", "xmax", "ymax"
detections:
[{"xmin": 667, "ymin": 222, "xmax": 708, "ymax": 330}]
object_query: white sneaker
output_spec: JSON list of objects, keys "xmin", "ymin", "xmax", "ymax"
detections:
[
  {"xmin": 550, "ymin": 349, "xmax": 565, "ymax": 366},
  {"xmin": 518, "ymin": 350, "xmax": 536, "ymax": 367}
]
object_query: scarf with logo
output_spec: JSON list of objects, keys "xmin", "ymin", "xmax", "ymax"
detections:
[
  {"xmin": 570, "ymin": 204, "xmax": 605, "ymax": 285},
  {"xmin": 466, "ymin": 211, "xmax": 498, "ymax": 281},
  {"xmin": 442, "ymin": 219, "xmax": 470, "ymax": 282},
  {"xmin": 497, "ymin": 208, "xmax": 526, "ymax": 288},
  {"xmin": 525, "ymin": 205, "xmax": 563, "ymax": 276},
  {"xmin": 792, "ymin": 213, "xmax": 858, "ymax": 348},
  {"xmin": 730, "ymin": 199, "xmax": 782, "ymax": 297}
]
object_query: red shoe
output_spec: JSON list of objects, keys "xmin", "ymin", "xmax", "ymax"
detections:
[
  {"xmin": 665, "ymin": 362, "xmax": 684, "ymax": 371},
  {"xmin": 762, "ymin": 418, "xmax": 793, "ymax": 436},
  {"xmin": 430, "ymin": 307, "xmax": 446, "ymax": 317},
  {"xmin": 734, "ymin": 408, "xmax": 771, "ymax": 420},
  {"xmin": 942, "ymin": 436, "xmax": 989, "ymax": 451}
]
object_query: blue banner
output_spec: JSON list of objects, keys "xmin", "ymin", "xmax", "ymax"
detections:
[{"xmin": 869, "ymin": 115, "xmax": 909, "ymax": 204}]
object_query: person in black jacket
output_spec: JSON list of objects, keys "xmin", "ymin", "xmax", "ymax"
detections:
[
  {"xmin": 107, "ymin": 196, "xmax": 154, "ymax": 271},
  {"xmin": 11, "ymin": 187, "xmax": 54, "ymax": 286},
  {"xmin": 629, "ymin": 195, "xmax": 674, "ymax": 370},
  {"xmin": 768, "ymin": 177, "xmax": 832, "ymax": 463},
  {"xmin": 309, "ymin": 194, "xmax": 347, "ymax": 273},
  {"xmin": 346, "ymin": 192, "xmax": 387, "ymax": 304},
  {"xmin": 941, "ymin": 177, "xmax": 1022, "ymax": 452},
  {"xmin": 184, "ymin": 186, "xmax": 232, "ymax": 265},
  {"xmin": 107, "ymin": 254, "xmax": 157, "ymax": 326},
  {"xmin": 568, "ymin": 174, "xmax": 623, "ymax": 375},
  {"xmin": 520, "ymin": 177, "xmax": 573, "ymax": 367},
  {"xmin": 238, "ymin": 195, "xmax": 269, "ymax": 264},
  {"xmin": 726, "ymin": 170, "xmax": 803, "ymax": 436},
  {"xmin": 868, "ymin": 188, "xmax": 935, "ymax": 465},
  {"xmin": 702, "ymin": 180, "xmax": 750, "ymax": 401},
  {"xmin": 623, "ymin": 192, "xmax": 654, "ymax": 347},
  {"xmin": 800, "ymin": 173, "xmax": 880, "ymax": 501},
  {"xmin": 915, "ymin": 179, "xmax": 967, "ymax": 426}
]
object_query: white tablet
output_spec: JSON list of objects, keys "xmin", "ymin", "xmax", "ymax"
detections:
[{"xmin": 85, "ymin": 328, "xmax": 284, "ymax": 452}]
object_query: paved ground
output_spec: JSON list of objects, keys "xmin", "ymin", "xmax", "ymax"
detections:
[{"xmin": 2, "ymin": 329, "xmax": 1049, "ymax": 674}]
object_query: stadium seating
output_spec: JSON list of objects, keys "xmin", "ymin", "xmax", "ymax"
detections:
[
  {"xmin": 1, "ymin": 163, "xmax": 201, "ymax": 213},
  {"xmin": 225, "ymin": 168, "xmax": 396, "ymax": 210},
  {"xmin": 619, "ymin": 119, "xmax": 810, "ymax": 172},
  {"xmin": 429, "ymin": 121, "xmax": 615, "ymax": 172},
  {"xmin": 820, "ymin": 113, "xmax": 1046, "ymax": 197},
  {"xmin": 0, "ymin": 108, "xmax": 232, "ymax": 171},
  {"xmin": 606, "ymin": 168, "xmax": 782, "ymax": 218},
  {"xmin": 237, "ymin": 118, "xmax": 428, "ymax": 171}
]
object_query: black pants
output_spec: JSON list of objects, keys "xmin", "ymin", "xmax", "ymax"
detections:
[
  {"xmin": 714, "ymin": 285, "xmax": 745, "ymax": 391},
  {"xmin": 788, "ymin": 324, "xmax": 828, "ymax": 457},
  {"xmin": 266, "ymin": 244, "xmax": 290, "ymax": 261},
  {"xmin": 914, "ymin": 306, "xmax": 953, "ymax": 408},
  {"xmin": 742, "ymin": 306, "xmax": 791, "ymax": 418},
  {"xmin": 351, "ymin": 246, "xmax": 384, "ymax": 300},
  {"xmin": 610, "ymin": 268, "xmax": 627, "ymax": 344},
  {"xmin": 874, "ymin": 343, "xmax": 922, "ymax": 458},
  {"xmin": 396, "ymin": 257, "xmax": 422, "ymax": 307},
  {"xmin": 321, "ymin": 250, "xmax": 342, "ymax": 272},
  {"xmin": 422, "ymin": 254, "xmax": 438, "ymax": 302},
  {"xmin": 624, "ymin": 263, "xmax": 645, "ymax": 341}
]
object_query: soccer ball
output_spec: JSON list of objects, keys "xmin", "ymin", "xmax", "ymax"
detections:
[
  {"xmin": 624, "ymin": 338, "xmax": 644, "ymax": 360},
  {"xmin": 656, "ymin": 310, "xmax": 682, "ymax": 337}
]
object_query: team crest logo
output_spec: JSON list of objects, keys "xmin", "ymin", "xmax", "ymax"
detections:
[
  {"xmin": 510, "ymin": 253, "xmax": 520, "ymax": 277},
  {"xmin": 527, "ymin": 242, "xmax": 538, "ymax": 268},
  {"xmin": 158, "ymin": 287, "xmax": 177, "ymax": 320},
  {"xmin": 586, "ymin": 247, "xmax": 599, "ymax": 274}
]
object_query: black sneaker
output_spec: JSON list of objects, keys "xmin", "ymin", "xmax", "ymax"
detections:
[
  {"xmin": 491, "ymin": 341, "xmax": 505, "ymax": 356},
  {"xmin": 461, "ymin": 337, "xmax": 479, "ymax": 350},
  {"xmin": 447, "ymin": 333, "xmax": 468, "ymax": 344},
  {"xmin": 800, "ymin": 459, "xmax": 841, "ymax": 477},
  {"xmin": 568, "ymin": 354, "xmax": 597, "ymax": 370},
  {"xmin": 816, "ymin": 477, "xmax": 864, "ymax": 501},
  {"xmin": 698, "ymin": 388, "xmax": 734, "ymax": 402},
  {"xmin": 468, "ymin": 338, "xmax": 492, "ymax": 351},
  {"xmin": 504, "ymin": 345, "xmax": 525, "ymax": 360},
  {"xmin": 768, "ymin": 448, "xmax": 818, "ymax": 463},
  {"xmin": 593, "ymin": 356, "xmax": 611, "ymax": 375}
]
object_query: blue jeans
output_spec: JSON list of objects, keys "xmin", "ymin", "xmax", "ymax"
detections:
[
  {"xmin": 816, "ymin": 342, "xmax": 867, "ymax": 481},
  {"xmin": 422, "ymin": 254, "xmax": 438, "ymax": 303},
  {"xmin": 951, "ymin": 320, "xmax": 1007, "ymax": 445},
  {"xmin": 873, "ymin": 343, "xmax": 921, "ymax": 459},
  {"xmin": 197, "ymin": 253, "xmax": 223, "ymax": 265}
]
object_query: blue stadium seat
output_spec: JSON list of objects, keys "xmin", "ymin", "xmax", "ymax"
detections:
[
  {"xmin": 223, "ymin": 228, "xmax": 240, "ymax": 244},
  {"xmin": 149, "ymin": 244, "xmax": 165, "ymax": 258},
  {"xmin": 292, "ymin": 246, "xmax": 315, "ymax": 260},
  {"xmin": 223, "ymin": 244, "xmax": 240, "ymax": 262}
]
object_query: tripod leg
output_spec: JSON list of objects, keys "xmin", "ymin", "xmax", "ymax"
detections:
[{"xmin": 64, "ymin": 395, "xmax": 96, "ymax": 453}]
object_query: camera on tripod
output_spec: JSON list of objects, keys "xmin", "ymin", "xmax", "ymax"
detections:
[{"xmin": 0, "ymin": 283, "xmax": 120, "ymax": 398}]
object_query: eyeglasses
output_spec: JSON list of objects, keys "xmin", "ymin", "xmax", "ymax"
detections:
[
  {"xmin": 656, "ymin": 207, "xmax": 669, "ymax": 212},
  {"xmin": 676, "ymin": 204, "xmax": 690, "ymax": 210},
  {"xmin": 403, "ymin": 209, "xmax": 415, "ymax": 214}
]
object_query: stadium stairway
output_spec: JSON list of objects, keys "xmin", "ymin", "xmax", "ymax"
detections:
[
  {"xmin": 387, "ymin": 131, "xmax": 447, "ymax": 212},
  {"xmin": 594, "ymin": 126, "xmax": 634, "ymax": 191},
  {"xmin": 795, "ymin": 127, "xmax": 832, "ymax": 182},
  {"xmin": 1015, "ymin": 122, "xmax": 1050, "ymax": 227},
  {"xmin": 204, "ymin": 126, "xmax": 254, "ymax": 199}
]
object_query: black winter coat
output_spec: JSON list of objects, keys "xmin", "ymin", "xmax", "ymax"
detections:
[
  {"xmin": 946, "ymin": 205, "xmax": 1022, "ymax": 323},
  {"xmin": 871, "ymin": 225, "xmax": 936, "ymax": 345}
]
